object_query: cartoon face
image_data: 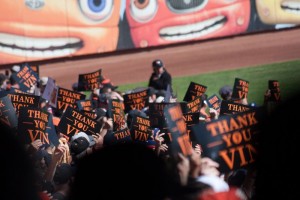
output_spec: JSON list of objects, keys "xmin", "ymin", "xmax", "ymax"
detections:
[
  {"xmin": 126, "ymin": 0, "xmax": 250, "ymax": 47},
  {"xmin": 256, "ymin": 0, "xmax": 300, "ymax": 24},
  {"xmin": 0, "ymin": 0, "xmax": 121, "ymax": 64}
]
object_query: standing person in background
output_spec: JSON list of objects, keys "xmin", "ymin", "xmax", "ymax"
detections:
[{"xmin": 148, "ymin": 59, "xmax": 173, "ymax": 99}]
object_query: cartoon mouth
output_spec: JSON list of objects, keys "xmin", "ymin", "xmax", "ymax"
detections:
[
  {"xmin": 159, "ymin": 15, "xmax": 227, "ymax": 41},
  {"xmin": 281, "ymin": 1, "xmax": 300, "ymax": 14},
  {"xmin": 0, "ymin": 33, "xmax": 83, "ymax": 58}
]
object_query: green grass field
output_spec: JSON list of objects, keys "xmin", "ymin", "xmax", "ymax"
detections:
[{"xmin": 118, "ymin": 59, "xmax": 300, "ymax": 106}]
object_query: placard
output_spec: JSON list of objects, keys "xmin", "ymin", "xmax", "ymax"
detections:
[
  {"xmin": 107, "ymin": 99, "xmax": 126, "ymax": 132},
  {"xmin": 7, "ymin": 93, "xmax": 40, "ymax": 116},
  {"xmin": 186, "ymin": 97, "xmax": 202, "ymax": 113},
  {"xmin": 78, "ymin": 69, "xmax": 102, "ymax": 91},
  {"xmin": 164, "ymin": 103, "xmax": 193, "ymax": 157},
  {"xmin": 207, "ymin": 94, "xmax": 221, "ymax": 111},
  {"xmin": 10, "ymin": 64, "xmax": 39, "ymax": 92},
  {"xmin": 220, "ymin": 100, "xmax": 254, "ymax": 115},
  {"xmin": 268, "ymin": 80, "xmax": 281, "ymax": 102},
  {"xmin": 57, "ymin": 106, "xmax": 101, "ymax": 141},
  {"xmin": 183, "ymin": 82, "xmax": 207, "ymax": 102},
  {"xmin": 191, "ymin": 108, "xmax": 265, "ymax": 173},
  {"xmin": 76, "ymin": 100, "xmax": 93, "ymax": 111},
  {"xmin": 17, "ymin": 107, "xmax": 50, "ymax": 145},
  {"xmin": 231, "ymin": 78, "xmax": 249, "ymax": 100},
  {"xmin": 123, "ymin": 88, "xmax": 149, "ymax": 113},
  {"xmin": 130, "ymin": 115, "xmax": 152, "ymax": 142},
  {"xmin": 56, "ymin": 87, "xmax": 86, "ymax": 113}
]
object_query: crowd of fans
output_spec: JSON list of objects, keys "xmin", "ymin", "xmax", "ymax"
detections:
[{"xmin": 1, "ymin": 60, "xmax": 295, "ymax": 200}]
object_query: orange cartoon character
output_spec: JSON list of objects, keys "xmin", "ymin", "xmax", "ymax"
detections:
[
  {"xmin": 256, "ymin": 0, "xmax": 300, "ymax": 26},
  {"xmin": 125, "ymin": 0, "xmax": 251, "ymax": 48},
  {"xmin": 0, "ymin": 0, "xmax": 121, "ymax": 64}
]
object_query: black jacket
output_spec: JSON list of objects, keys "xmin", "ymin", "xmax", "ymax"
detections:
[{"xmin": 148, "ymin": 69, "xmax": 172, "ymax": 91}]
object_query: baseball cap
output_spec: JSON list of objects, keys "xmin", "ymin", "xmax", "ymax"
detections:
[
  {"xmin": 11, "ymin": 65, "xmax": 21, "ymax": 73},
  {"xmin": 152, "ymin": 59, "xmax": 164, "ymax": 68},
  {"xmin": 70, "ymin": 132, "xmax": 95, "ymax": 147},
  {"xmin": 39, "ymin": 77, "xmax": 49, "ymax": 86}
]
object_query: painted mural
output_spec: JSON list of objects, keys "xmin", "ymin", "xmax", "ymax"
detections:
[{"xmin": 0, "ymin": 0, "xmax": 299, "ymax": 65}]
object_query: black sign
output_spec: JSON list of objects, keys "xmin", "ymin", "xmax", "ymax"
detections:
[
  {"xmin": 130, "ymin": 115, "xmax": 152, "ymax": 142},
  {"xmin": 7, "ymin": 93, "xmax": 40, "ymax": 116},
  {"xmin": 107, "ymin": 99, "xmax": 126, "ymax": 132},
  {"xmin": 78, "ymin": 69, "xmax": 102, "ymax": 91},
  {"xmin": 164, "ymin": 103, "xmax": 193, "ymax": 157},
  {"xmin": 183, "ymin": 112, "xmax": 200, "ymax": 143},
  {"xmin": 56, "ymin": 87, "xmax": 86, "ymax": 113},
  {"xmin": 11, "ymin": 64, "xmax": 39, "ymax": 92},
  {"xmin": 183, "ymin": 82, "xmax": 207, "ymax": 102},
  {"xmin": 111, "ymin": 128, "xmax": 132, "ymax": 144},
  {"xmin": 17, "ymin": 107, "xmax": 50, "ymax": 145},
  {"xmin": 231, "ymin": 78, "xmax": 249, "ymax": 100},
  {"xmin": 57, "ymin": 106, "xmax": 101, "ymax": 141},
  {"xmin": 192, "ymin": 108, "xmax": 265, "ymax": 173},
  {"xmin": 186, "ymin": 97, "xmax": 202, "ymax": 113},
  {"xmin": 220, "ymin": 100, "xmax": 254, "ymax": 116},
  {"xmin": 268, "ymin": 80, "xmax": 281, "ymax": 102},
  {"xmin": 76, "ymin": 100, "xmax": 93, "ymax": 111},
  {"xmin": 46, "ymin": 114, "xmax": 59, "ymax": 146},
  {"xmin": 207, "ymin": 94, "xmax": 221, "ymax": 111},
  {"xmin": 123, "ymin": 88, "xmax": 149, "ymax": 113}
]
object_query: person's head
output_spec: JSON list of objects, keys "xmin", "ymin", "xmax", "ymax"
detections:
[
  {"xmin": 39, "ymin": 76, "xmax": 48, "ymax": 94},
  {"xmin": 11, "ymin": 65, "xmax": 21, "ymax": 73},
  {"xmin": 70, "ymin": 132, "xmax": 95, "ymax": 155},
  {"xmin": 219, "ymin": 85, "xmax": 232, "ymax": 100},
  {"xmin": 72, "ymin": 82, "xmax": 79, "ymax": 91},
  {"xmin": 0, "ymin": 73, "xmax": 9, "ymax": 90},
  {"xmin": 9, "ymin": 75, "xmax": 19, "ymax": 89},
  {"xmin": 101, "ymin": 79, "xmax": 118, "ymax": 92},
  {"xmin": 152, "ymin": 59, "xmax": 164, "ymax": 75}
]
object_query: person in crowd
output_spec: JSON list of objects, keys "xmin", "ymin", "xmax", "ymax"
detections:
[
  {"xmin": 0, "ymin": 73, "xmax": 9, "ymax": 91},
  {"xmin": 148, "ymin": 59, "xmax": 173, "ymax": 98},
  {"xmin": 3, "ymin": 61, "xmax": 298, "ymax": 200},
  {"xmin": 219, "ymin": 85, "xmax": 233, "ymax": 101}
]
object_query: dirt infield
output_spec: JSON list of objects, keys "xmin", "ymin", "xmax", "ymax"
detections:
[{"xmin": 37, "ymin": 28, "xmax": 300, "ymax": 90}]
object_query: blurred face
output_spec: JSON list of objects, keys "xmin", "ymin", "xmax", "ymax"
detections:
[{"xmin": 153, "ymin": 66, "xmax": 163, "ymax": 75}]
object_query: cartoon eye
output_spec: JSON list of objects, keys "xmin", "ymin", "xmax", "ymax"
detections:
[
  {"xmin": 130, "ymin": 0, "xmax": 158, "ymax": 23},
  {"xmin": 78, "ymin": 0, "xmax": 113, "ymax": 22}
]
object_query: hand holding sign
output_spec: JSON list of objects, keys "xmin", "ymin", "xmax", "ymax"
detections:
[
  {"xmin": 154, "ymin": 131, "xmax": 165, "ymax": 146},
  {"xmin": 52, "ymin": 144, "xmax": 68, "ymax": 164},
  {"xmin": 92, "ymin": 133, "xmax": 105, "ymax": 150},
  {"xmin": 28, "ymin": 139, "xmax": 43, "ymax": 153}
]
